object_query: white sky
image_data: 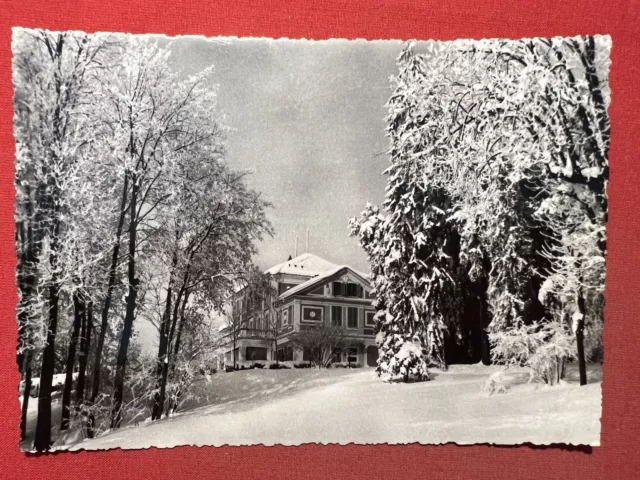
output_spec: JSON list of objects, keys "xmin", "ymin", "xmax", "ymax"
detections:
[
  {"xmin": 166, "ymin": 36, "xmax": 416, "ymax": 272},
  {"xmin": 135, "ymin": 35, "xmax": 420, "ymax": 352}
]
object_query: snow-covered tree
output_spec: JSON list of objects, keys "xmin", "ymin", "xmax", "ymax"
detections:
[
  {"xmin": 149, "ymin": 160, "xmax": 272, "ymax": 420},
  {"xmin": 13, "ymin": 29, "xmax": 274, "ymax": 447},
  {"xmin": 13, "ymin": 28, "xmax": 116, "ymax": 450},
  {"xmin": 86, "ymin": 38, "xmax": 239, "ymax": 428},
  {"xmin": 352, "ymin": 35, "xmax": 609, "ymax": 386}
]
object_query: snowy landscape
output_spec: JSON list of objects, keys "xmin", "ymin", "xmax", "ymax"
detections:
[
  {"xmin": 13, "ymin": 30, "xmax": 609, "ymax": 452},
  {"xmin": 20, "ymin": 364, "xmax": 601, "ymax": 450}
]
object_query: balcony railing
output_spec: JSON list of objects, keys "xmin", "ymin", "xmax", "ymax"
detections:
[{"xmin": 221, "ymin": 328, "xmax": 272, "ymax": 340}]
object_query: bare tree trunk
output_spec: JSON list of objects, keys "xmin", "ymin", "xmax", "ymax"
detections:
[
  {"xmin": 233, "ymin": 325, "xmax": 238, "ymax": 369},
  {"xmin": 34, "ymin": 211, "xmax": 61, "ymax": 451},
  {"xmin": 151, "ymin": 271, "xmax": 175, "ymax": 421},
  {"xmin": 575, "ymin": 280, "xmax": 588, "ymax": 386},
  {"xmin": 163, "ymin": 290, "xmax": 191, "ymax": 416},
  {"xmin": 18, "ymin": 265, "xmax": 35, "ymax": 441},
  {"xmin": 157, "ymin": 284, "xmax": 187, "ymax": 418},
  {"xmin": 273, "ymin": 334, "xmax": 278, "ymax": 365},
  {"xmin": 33, "ymin": 280, "xmax": 60, "ymax": 452},
  {"xmin": 111, "ymin": 171, "xmax": 139, "ymax": 429},
  {"xmin": 171, "ymin": 291, "xmax": 191, "ymax": 371},
  {"xmin": 20, "ymin": 352, "xmax": 32, "ymax": 441},
  {"xmin": 478, "ymin": 294, "xmax": 492, "ymax": 366},
  {"xmin": 18, "ymin": 191, "xmax": 39, "ymax": 442},
  {"xmin": 61, "ymin": 291, "xmax": 84, "ymax": 431},
  {"xmin": 76, "ymin": 301, "xmax": 92, "ymax": 402},
  {"xmin": 576, "ymin": 305, "xmax": 587, "ymax": 386},
  {"xmin": 88, "ymin": 174, "xmax": 129, "ymax": 438}
]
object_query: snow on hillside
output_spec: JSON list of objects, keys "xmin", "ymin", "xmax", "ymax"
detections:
[{"xmin": 63, "ymin": 364, "xmax": 601, "ymax": 450}]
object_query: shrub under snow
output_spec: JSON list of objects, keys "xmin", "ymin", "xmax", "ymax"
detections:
[
  {"xmin": 489, "ymin": 320, "xmax": 576, "ymax": 385},
  {"xmin": 480, "ymin": 370, "xmax": 508, "ymax": 396},
  {"xmin": 378, "ymin": 334, "xmax": 430, "ymax": 383}
]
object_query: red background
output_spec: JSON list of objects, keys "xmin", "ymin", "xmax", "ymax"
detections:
[{"xmin": 1, "ymin": 1, "xmax": 639, "ymax": 478}]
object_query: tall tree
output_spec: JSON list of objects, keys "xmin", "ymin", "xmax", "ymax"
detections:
[
  {"xmin": 13, "ymin": 29, "xmax": 112, "ymax": 451},
  {"xmin": 150, "ymin": 164, "xmax": 271, "ymax": 419},
  {"xmin": 75, "ymin": 300, "xmax": 92, "ymax": 402},
  {"xmin": 351, "ymin": 36, "xmax": 609, "ymax": 384},
  {"xmin": 95, "ymin": 40, "xmax": 224, "ymax": 428}
]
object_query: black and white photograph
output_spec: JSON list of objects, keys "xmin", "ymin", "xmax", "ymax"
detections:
[{"xmin": 12, "ymin": 28, "xmax": 610, "ymax": 452}]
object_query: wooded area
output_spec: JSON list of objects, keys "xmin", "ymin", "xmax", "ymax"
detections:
[
  {"xmin": 350, "ymin": 35, "xmax": 609, "ymax": 385},
  {"xmin": 12, "ymin": 30, "xmax": 610, "ymax": 452},
  {"xmin": 13, "ymin": 30, "xmax": 272, "ymax": 451}
]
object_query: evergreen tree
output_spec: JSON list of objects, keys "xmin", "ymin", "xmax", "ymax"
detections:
[{"xmin": 352, "ymin": 36, "xmax": 609, "ymax": 385}]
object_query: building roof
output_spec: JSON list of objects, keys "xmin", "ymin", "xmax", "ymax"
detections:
[
  {"xmin": 279, "ymin": 264, "xmax": 371, "ymax": 301},
  {"xmin": 265, "ymin": 252, "xmax": 338, "ymax": 277}
]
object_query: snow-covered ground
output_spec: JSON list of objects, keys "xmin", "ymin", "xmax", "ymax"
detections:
[{"xmin": 60, "ymin": 363, "xmax": 601, "ymax": 450}]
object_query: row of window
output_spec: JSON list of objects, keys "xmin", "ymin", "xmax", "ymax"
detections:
[
  {"xmin": 235, "ymin": 292, "xmax": 273, "ymax": 312},
  {"xmin": 303, "ymin": 305, "xmax": 375, "ymax": 329},
  {"xmin": 244, "ymin": 305, "xmax": 377, "ymax": 331},
  {"xmin": 246, "ymin": 303, "xmax": 293, "ymax": 330},
  {"xmin": 234, "ymin": 281, "xmax": 372, "ymax": 315},
  {"xmin": 277, "ymin": 346, "xmax": 358, "ymax": 363},
  {"xmin": 301, "ymin": 346, "xmax": 359, "ymax": 364},
  {"xmin": 280, "ymin": 281, "xmax": 368, "ymax": 299}
]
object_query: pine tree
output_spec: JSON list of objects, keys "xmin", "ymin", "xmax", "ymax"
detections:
[{"xmin": 352, "ymin": 36, "xmax": 609, "ymax": 385}]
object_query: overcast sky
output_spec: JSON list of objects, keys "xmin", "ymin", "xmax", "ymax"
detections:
[{"xmin": 166, "ymin": 36, "xmax": 411, "ymax": 273}]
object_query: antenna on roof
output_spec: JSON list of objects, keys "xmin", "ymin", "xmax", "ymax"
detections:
[{"xmin": 306, "ymin": 229, "xmax": 309, "ymax": 253}]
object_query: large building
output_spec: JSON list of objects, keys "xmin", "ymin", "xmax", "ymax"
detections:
[{"xmin": 220, "ymin": 253, "xmax": 379, "ymax": 367}]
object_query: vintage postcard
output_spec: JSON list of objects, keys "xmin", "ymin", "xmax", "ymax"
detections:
[{"xmin": 12, "ymin": 28, "xmax": 609, "ymax": 451}]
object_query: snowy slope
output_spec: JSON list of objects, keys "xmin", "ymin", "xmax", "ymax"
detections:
[{"xmin": 64, "ymin": 364, "xmax": 601, "ymax": 450}]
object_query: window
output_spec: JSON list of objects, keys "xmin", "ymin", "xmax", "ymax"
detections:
[
  {"xmin": 347, "ymin": 307, "xmax": 358, "ymax": 329},
  {"xmin": 302, "ymin": 305, "xmax": 323, "ymax": 322},
  {"xmin": 333, "ymin": 282, "xmax": 362, "ymax": 298},
  {"xmin": 246, "ymin": 347, "xmax": 267, "ymax": 361},
  {"xmin": 248, "ymin": 319, "xmax": 254, "ymax": 330},
  {"xmin": 279, "ymin": 283, "xmax": 297, "ymax": 295},
  {"xmin": 282, "ymin": 308, "xmax": 288, "ymax": 326},
  {"xmin": 288, "ymin": 305, "xmax": 294, "ymax": 325},
  {"xmin": 346, "ymin": 283, "xmax": 362, "ymax": 297},
  {"xmin": 366, "ymin": 311, "xmax": 376, "ymax": 326},
  {"xmin": 347, "ymin": 347, "xmax": 358, "ymax": 364},
  {"xmin": 277, "ymin": 347, "xmax": 293, "ymax": 362},
  {"xmin": 331, "ymin": 306, "xmax": 343, "ymax": 326},
  {"xmin": 331, "ymin": 347, "xmax": 343, "ymax": 363}
]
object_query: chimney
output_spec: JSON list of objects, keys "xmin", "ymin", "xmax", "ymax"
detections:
[
  {"xmin": 295, "ymin": 236, "xmax": 298, "ymax": 257},
  {"xmin": 306, "ymin": 229, "xmax": 309, "ymax": 253}
]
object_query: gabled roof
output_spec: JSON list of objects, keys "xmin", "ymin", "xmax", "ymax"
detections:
[
  {"xmin": 265, "ymin": 253, "xmax": 338, "ymax": 277},
  {"xmin": 278, "ymin": 264, "xmax": 371, "ymax": 301}
]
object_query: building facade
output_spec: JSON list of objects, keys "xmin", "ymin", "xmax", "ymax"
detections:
[{"xmin": 220, "ymin": 253, "xmax": 379, "ymax": 367}]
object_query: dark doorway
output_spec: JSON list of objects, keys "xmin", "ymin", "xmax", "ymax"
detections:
[
  {"xmin": 246, "ymin": 347, "xmax": 267, "ymax": 361},
  {"xmin": 366, "ymin": 345, "xmax": 378, "ymax": 367}
]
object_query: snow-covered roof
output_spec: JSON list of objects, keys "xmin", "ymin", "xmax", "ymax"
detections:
[
  {"xmin": 278, "ymin": 264, "xmax": 371, "ymax": 301},
  {"xmin": 265, "ymin": 253, "xmax": 338, "ymax": 277}
]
